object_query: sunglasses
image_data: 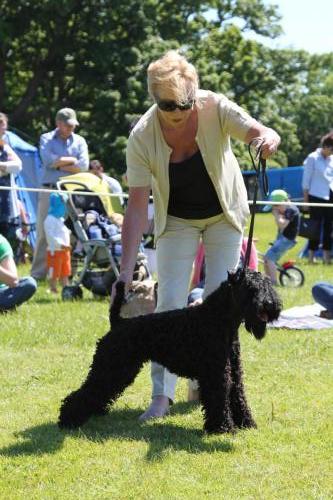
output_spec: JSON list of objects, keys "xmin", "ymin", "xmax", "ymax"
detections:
[{"xmin": 157, "ymin": 99, "xmax": 195, "ymax": 112}]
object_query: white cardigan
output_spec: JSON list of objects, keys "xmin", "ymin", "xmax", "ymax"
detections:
[{"xmin": 126, "ymin": 89, "xmax": 254, "ymax": 240}]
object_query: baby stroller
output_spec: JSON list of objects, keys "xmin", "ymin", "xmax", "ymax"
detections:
[{"xmin": 56, "ymin": 172, "xmax": 150, "ymax": 300}]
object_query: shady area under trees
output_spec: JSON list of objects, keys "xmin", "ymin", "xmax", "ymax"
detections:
[{"xmin": 1, "ymin": 0, "xmax": 332, "ymax": 179}]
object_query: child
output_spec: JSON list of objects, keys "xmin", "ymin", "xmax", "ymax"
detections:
[
  {"xmin": 263, "ymin": 189, "xmax": 300, "ymax": 285},
  {"xmin": 44, "ymin": 193, "xmax": 71, "ymax": 293}
]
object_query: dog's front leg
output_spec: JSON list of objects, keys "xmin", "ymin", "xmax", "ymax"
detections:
[
  {"xmin": 199, "ymin": 362, "xmax": 234, "ymax": 434},
  {"xmin": 228, "ymin": 333, "xmax": 257, "ymax": 430}
]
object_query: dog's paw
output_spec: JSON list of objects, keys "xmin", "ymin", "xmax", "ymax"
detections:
[
  {"xmin": 231, "ymin": 412, "xmax": 257, "ymax": 430},
  {"xmin": 235, "ymin": 418, "xmax": 257, "ymax": 430},
  {"xmin": 204, "ymin": 423, "xmax": 236, "ymax": 435},
  {"xmin": 58, "ymin": 418, "xmax": 81, "ymax": 430},
  {"xmin": 58, "ymin": 393, "xmax": 109, "ymax": 429}
]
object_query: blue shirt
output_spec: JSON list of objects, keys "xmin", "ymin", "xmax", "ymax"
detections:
[
  {"xmin": 282, "ymin": 205, "xmax": 300, "ymax": 241},
  {"xmin": 40, "ymin": 129, "xmax": 89, "ymax": 185},
  {"xmin": 302, "ymin": 149, "xmax": 333, "ymax": 200}
]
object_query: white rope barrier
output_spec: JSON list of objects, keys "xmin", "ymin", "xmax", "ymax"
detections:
[
  {"xmin": 1, "ymin": 185, "xmax": 333, "ymax": 208},
  {"xmin": 0, "ymin": 185, "xmax": 128, "ymax": 198},
  {"xmin": 250, "ymin": 200, "xmax": 333, "ymax": 208}
]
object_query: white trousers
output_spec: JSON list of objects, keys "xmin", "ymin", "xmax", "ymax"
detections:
[{"xmin": 152, "ymin": 213, "xmax": 243, "ymax": 400}]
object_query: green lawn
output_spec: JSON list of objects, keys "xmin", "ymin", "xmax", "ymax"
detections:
[{"xmin": 1, "ymin": 214, "xmax": 332, "ymax": 499}]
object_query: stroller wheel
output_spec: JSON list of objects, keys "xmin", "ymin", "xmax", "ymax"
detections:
[{"xmin": 62, "ymin": 285, "xmax": 83, "ymax": 301}]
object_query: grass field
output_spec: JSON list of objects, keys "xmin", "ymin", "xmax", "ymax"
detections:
[{"xmin": 1, "ymin": 214, "xmax": 332, "ymax": 499}]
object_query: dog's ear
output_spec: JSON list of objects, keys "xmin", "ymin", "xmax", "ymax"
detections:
[{"xmin": 228, "ymin": 268, "xmax": 245, "ymax": 285}]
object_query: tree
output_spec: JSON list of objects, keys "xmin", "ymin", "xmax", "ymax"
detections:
[
  {"xmin": 291, "ymin": 53, "xmax": 333, "ymax": 163},
  {"xmin": 3, "ymin": 0, "xmax": 331, "ymax": 176}
]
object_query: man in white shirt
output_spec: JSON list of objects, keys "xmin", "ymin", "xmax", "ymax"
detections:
[{"xmin": 302, "ymin": 132, "xmax": 333, "ymax": 264}]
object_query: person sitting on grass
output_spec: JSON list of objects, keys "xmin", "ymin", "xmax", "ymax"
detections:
[
  {"xmin": 0, "ymin": 233, "xmax": 37, "ymax": 312},
  {"xmin": 262, "ymin": 189, "xmax": 300, "ymax": 286},
  {"xmin": 312, "ymin": 282, "xmax": 333, "ymax": 319}
]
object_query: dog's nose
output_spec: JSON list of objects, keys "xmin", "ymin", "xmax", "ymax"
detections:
[{"xmin": 258, "ymin": 312, "xmax": 268, "ymax": 322}]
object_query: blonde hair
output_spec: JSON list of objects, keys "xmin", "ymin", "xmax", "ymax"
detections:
[{"xmin": 147, "ymin": 50, "xmax": 199, "ymax": 103}]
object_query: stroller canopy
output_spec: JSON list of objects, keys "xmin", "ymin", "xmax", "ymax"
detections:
[{"xmin": 58, "ymin": 172, "xmax": 121, "ymax": 217}]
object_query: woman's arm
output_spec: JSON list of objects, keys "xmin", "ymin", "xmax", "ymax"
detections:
[
  {"xmin": 0, "ymin": 255, "xmax": 19, "ymax": 287},
  {"xmin": 303, "ymin": 189, "xmax": 309, "ymax": 202},
  {"xmin": 274, "ymin": 211, "xmax": 289, "ymax": 231},
  {"xmin": 245, "ymin": 121, "xmax": 281, "ymax": 159},
  {"xmin": 0, "ymin": 145, "xmax": 22, "ymax": 174},
  {"xmin": 117, "ymin": 186, "xmax": 151, "ymax": 289}
]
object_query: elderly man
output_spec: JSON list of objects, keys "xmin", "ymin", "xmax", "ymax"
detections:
[{"xmin": 31, "ymin": 108, "xmax": 89, "ymax": 279}]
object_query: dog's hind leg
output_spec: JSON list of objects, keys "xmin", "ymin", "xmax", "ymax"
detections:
[
  {"xmin": 58, "ymin": 334, "xmax": 144, "ymax": 429},
  {"xmin": 228, "ymin": 333, "xmax": 257, "ymax": 429},
  {"xmin": 199, "ymin": 364, "xmax": 235, "ymax": 434}
]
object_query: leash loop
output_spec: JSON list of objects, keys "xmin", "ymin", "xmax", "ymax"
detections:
[{"xmin": 243, "ymin": 140, "xmax": 269, "ymax": 271}]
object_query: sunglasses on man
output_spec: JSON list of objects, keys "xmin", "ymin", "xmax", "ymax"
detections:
[{"xmin": 157, "ymin": 99, "xmax": 195, "ymax": 112}]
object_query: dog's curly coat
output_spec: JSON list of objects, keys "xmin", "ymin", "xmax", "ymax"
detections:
[{"xmin": 59, "ymin": 268, "xmax": 282, "ymax": 433}]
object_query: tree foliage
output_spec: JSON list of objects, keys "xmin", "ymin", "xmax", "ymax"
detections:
[{"xmin": 0, "ymin": 0, "xmax": 332, "ymax": 177}]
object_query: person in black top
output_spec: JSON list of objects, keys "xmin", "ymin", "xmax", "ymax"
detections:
[
  {"xmin": 117, "ymin": 50, "xmax": 281, "ymax": 422},
  {"xmin": 263, "ymin": 189, "xmax": 300, "ymax": 285}
]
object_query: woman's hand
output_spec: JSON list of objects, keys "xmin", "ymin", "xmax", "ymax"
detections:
[
  {"xmin": 0, "ymin": 256, "xmax": 19, "ymax": 287},
  {"xmin": 246, "ymin": 123, "xmax": 281, "ymax": 160},
  {"xmin": 110, "ymin": 271, "xmax": 132, "ymax": 304},
  {"xmin": 260, "ymin": 130, "xmax": 280, "ymax": 159},
  {"xmin": 188, "ymin": 297, "xmax": 203, "ymax": 307},
  {"xmin": 110, "ymin": 186, "xmax": 150, "ymax": 304}
]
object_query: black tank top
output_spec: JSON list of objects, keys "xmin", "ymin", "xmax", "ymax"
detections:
[
  {"xmin": 168, "ymin": 150, "xmax": 222, "ymax": 219},
  {"xmin": 0, "ymin": 147, "xmax": 11, "ymax": 223}
]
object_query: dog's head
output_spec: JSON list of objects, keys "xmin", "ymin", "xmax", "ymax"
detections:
[{"xmin": 228, "ymin": 268, "xmax": 282, "ymax": 340}]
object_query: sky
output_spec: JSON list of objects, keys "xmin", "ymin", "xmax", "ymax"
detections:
[{"xmin": 257, "ymin": 0, "xmax": 333, "ymax": 54}]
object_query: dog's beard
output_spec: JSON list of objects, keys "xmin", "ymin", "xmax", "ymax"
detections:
[{"xmin": 244, "ymin": 318, "xmax": 267, "ymax": 340}]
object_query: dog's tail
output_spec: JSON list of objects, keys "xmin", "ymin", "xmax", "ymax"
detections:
[{"xmin": 110, "ymin": 281, "xmax": 126, "ymax": 326}]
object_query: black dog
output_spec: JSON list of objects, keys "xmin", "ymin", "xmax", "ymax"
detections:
[{"xmin": 59, "ymin": 269, "xmax": 282, "ymax": 433}]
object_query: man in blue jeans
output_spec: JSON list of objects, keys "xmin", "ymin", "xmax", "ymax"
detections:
[
  {"xmin": 263, "ymin": 189, "xmax": 300, "ymax": 285},
  {"xmin": 0, "ymin": 233, "xmax": 37, "ymax": 312}
]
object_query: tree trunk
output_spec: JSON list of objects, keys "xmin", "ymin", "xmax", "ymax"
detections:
[{"xmin": 11, "ymin": 67, "xmax": 46, "ymax": 122}]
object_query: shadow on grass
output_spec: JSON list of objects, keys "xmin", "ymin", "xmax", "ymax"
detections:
[{"xmin": 1, "ymin": 404, "xmax": 234, "ymax": 461}]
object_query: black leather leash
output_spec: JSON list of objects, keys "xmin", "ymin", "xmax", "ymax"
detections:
[{"xmin": 242, "ymin": 140, "xmax": 269, "ymax": 270}]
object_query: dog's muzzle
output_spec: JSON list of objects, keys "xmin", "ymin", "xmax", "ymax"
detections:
[{"xmin": 244, "ymin": 298, "xmax": 282, "ymax": 339}]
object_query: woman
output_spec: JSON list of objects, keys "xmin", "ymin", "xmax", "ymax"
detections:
[
  {"xmin": 114, "ymin": 50, "xmax": 280, "ymax": 421},
  {"xmin": 0, "ymin": 233, "xmax": 37, "ymax": 312},
  {"xmin": 0, "ymin": 112, "xmax": 23, "ymax": 248},
  {"xmin": 302, "ymin": 132, "xmax": 333, "ymax": 264}
]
